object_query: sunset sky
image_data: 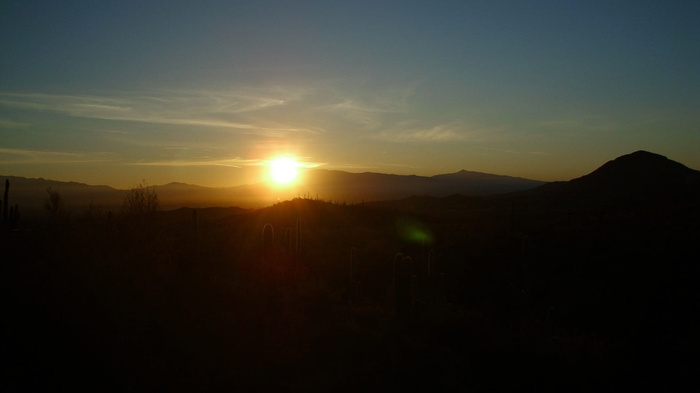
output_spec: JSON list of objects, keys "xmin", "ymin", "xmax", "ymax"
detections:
[{"xmin": 1, "ymin": 1, "xmax": 698, "ymax": 188}]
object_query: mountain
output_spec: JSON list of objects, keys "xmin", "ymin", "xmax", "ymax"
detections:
[
  {"xmin": 290, "ymin": 169, "xmax": 545, "ymax": 203},
  {"xmin": 0, "ymin": 176, "xmax": 125, "ymax": 219},
  {"xmin": 1, "ymin": 169, "xmax": 546, "ymax": 218},
  {"xmin": 6, "ymin": 151, "xmax": 698, "ymax": 220},
  {"xmin": 526, "ymin": 150, "xmax": 700, "ymax": 203},
  {"xmin": 431, "ymin": 170, "xmax": 545, "ymax": 195},
  {"xmin": 372, "ymin": 151, "xmax": 700, "ymax": 215}
]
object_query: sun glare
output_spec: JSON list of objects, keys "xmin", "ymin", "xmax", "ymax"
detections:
[{"xmin": 269, "ymin": 157, "xmax": 300, "ymax": 185}]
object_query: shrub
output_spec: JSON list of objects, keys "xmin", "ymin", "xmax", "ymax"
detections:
[{"xmin": 121, "ymin": 182, "xmax": 159, "ymax": 222}]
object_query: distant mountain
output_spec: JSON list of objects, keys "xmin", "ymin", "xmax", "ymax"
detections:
[
  {"xmin": 0, "ymin": 168, "xmax": 546, "ymax": 217},
  {"xmin": 431, "ymin": 170, "xmax": 545, "ymax": 195},
  {"xmin": 0, "ymin": 176, "xmax": 125, "ymax": 219},
  {"xmin": 527, "ymin": 150, "xmax": 700, "ymax": 203},
  {"xmin": 290, "ymin": 169, "xmax": 545, "ymax": 203},
  {"xmin": 153, "ymin": 182, "xmax": 239, "ymax": 208},
  {"xmin": 373, "ymin": 151, "xmax": 700, "ymax": 214}
]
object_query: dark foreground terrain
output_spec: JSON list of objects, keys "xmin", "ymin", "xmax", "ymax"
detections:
[
  {"xmin": 2, "ymin": 152, "xmax": 700, "ymax": 392},
  {"xmin": 2, "ymin": 192, "xmax": 699, "ymax": 392}
]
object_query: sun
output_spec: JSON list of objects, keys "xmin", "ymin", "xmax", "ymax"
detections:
[{"xmin": 268, "ymin": 156, "xmax": 300, "ymax": 185}]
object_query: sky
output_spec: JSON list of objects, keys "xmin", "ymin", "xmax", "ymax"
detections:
[{"xmin": 1, "ymin": 0, "xmax": 698, "ymax": 189}]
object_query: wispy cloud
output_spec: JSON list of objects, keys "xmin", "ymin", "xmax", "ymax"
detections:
[
  {"xmin": 374, "ymin": 121, "xmax": 494, "ymax": 143},
  {"xmin": 0, "ymin": 118, "xmax": 30, "ymax": 128},
  {"xmin": 128, "ymin": 157, "xmax": 256, "ymax": 168},
  {"xmin": 314, "ymin": 83, "xmax": 414, "ymax": 130},
  {"xmin": 0, "ymin": 89, "xmax": 320, "ymax": 135},
  {"xmin": 129, "ymin": 156, "xmax": 325, "ymax": 169},
  {"xmin": 0, "ymin": 147, "xmax": 114, "ymax": 164},
  {"xmin": 317, "ymin": 99, "xmax": 394, "ymax": 129}
]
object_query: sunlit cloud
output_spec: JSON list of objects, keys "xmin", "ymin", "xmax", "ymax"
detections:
[
  {"xmin": 128, "ymin": 157, "xmax": 256, "ymax": 168},
  {"xmin": 322, "ymin": 163, "xmax": 377, "ymax": 171},
  {"xmin": 0, "ymin": 147, "xmax": 113, "ymax": 164},
  {"xmin": 257, "ymin": 157, "xmax": 324, "ymax": 169},
  {"xmin": 129, "ymin": 156, "xmax": 325, "ymax": 169}
]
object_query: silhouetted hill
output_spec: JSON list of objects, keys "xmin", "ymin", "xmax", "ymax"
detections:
[
  {"xmin": 526, "ymin": 150, "xmax": 700, "ymax": 204},
  {"xmin": 374, "ymin": 151, "xmax": 700, "ymax": 214},
  {"xmin": 2, "ymin": 168, "xmax": 545, "ymax": 218},
  {"xmin": 0, "ymin": 176, "xmax": 125, "ymax": 219},
  {"xmin": 3, "ymin": 153, "xmax": 699, "ymax": 391},
  {"xmin": 292, "ymin": 169, "xmax": 544, "ymax": 202},
  {"xmin": 153, "ymin": 182, "xmax": 241, "ymax": 208},
  {"xmin": 5, "ymin": 151, "xmax": 697, "ymax": 220},
  {"xmin": 431, "ymin": 170, "xmax": 544, "ymax": 194}
]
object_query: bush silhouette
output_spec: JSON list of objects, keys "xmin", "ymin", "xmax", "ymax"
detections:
[{"xmin": 121, "ymin": 182, "xmax": 159, "ymax": 221}]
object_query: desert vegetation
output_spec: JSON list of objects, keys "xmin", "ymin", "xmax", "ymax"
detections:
[{"xmin": 2, "ymin": 166, "xmax": 699, "ymax": 391}]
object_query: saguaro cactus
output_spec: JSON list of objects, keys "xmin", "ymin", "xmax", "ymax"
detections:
[
  {"xmin": 1, "ymin": 180, "xmax": 19, "ymax": 230},
  {"xmin": 261, "ymin": 223, "xmax": 275, "ymax": 257}
]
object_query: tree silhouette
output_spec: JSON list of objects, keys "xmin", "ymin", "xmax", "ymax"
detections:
[
  {"xmin": 121, "ymin": 182, "xmax": 158, "ymax": 223},
  {"xmin": 44, "ymin": 187, "xmax": 67, "ymax": 224}
]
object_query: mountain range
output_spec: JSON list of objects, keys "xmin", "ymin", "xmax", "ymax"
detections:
[
  {"xmin": 365, "ymin": 150, "xmax": 700, "ymax": 214},
  {"xmin": 1, "ymin": 167, "xmax": 545, "ymax": 218},
  {"xmin": 3, "ymin": 150, "xmax": 698, "ymax": 220}
]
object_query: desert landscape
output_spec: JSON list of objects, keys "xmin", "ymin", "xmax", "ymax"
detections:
[{"xmin": 2, "ymin": 151, "xmax": 698, "ymax": 391}]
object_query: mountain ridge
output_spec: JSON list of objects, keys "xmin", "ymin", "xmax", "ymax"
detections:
[
  {"xmin": 372, "ymin": 150, "xmax": 700, "ymax": 213},
  {"xmin": 4, "ymin": 150, "xmax": 698, "ymax": 218},
  {"xmin": 1, "ymin": 168, "xmax": 545, "ymax": 216},
  {"xmin": 525, "ymin": 150, "xmax": 700, "ymax": 202}
]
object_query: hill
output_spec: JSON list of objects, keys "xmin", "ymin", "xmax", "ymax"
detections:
[
  {"xmin": 1, "ymin": 168, "xmax": 545, "ymax": 219},
  {"xmin": 289, "ymin": 169, "xmax": 544, "ymax": 203},
  {"xmin": 2, "ymin": 151, "xmax": 699, "ymax": 391},
  {"xmin": 528, "ymin": 150, "xmax": 700, "ymax": 203},
  {"xmin": 378, "ymin": 150, "xmax": 700, "ymax": 214},
  {"xmin": 0, "ymin": 176, "xmax": 125, "ymax": 220}
]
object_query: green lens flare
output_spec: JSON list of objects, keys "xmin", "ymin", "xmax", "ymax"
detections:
[{"xmin": 395, "ymin": 216, "xmax": 434, "ymax": 244}]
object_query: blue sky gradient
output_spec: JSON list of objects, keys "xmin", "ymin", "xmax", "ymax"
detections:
[{"xmin": 1, "ymin": 1, "xmax": 698, "ymax": 188}]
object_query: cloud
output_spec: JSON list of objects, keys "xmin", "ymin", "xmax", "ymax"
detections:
[
  {"xmin": 127, "ymin": 157, "xmax": 255, "ymax": 168},
  {"xmin": 314, "ymin": 83, "xmax": 414, "ymax": 130},
  {"xmin": 0, "ymin": 118, "xmax": 30, "ymax": 128},
  {"xmin": 130, "ymin": 156, "xmax": 325, "ymax": 169},
  {"xmin": 0, "ymin": 89, "xmax": 320, "ymax": 136},
  {"xmin": 317, "ymin": 99, "xmax": 393, "ymax": 129},
  {"xmin": 0, "ymin": 147, "xmax": 113, "ymax": 164},
  {"xmin": 374, "ymin": 121, "xmax": 485, "ymax": 143}
]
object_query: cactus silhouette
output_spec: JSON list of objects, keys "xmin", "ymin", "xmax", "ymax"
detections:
[
  {"xmin": 2, "ymin": 179, "xmax": 19, "ymax": 230},
  {"xmin": 261, "ymin": 223, "xmax": 275, "ymax": 257}
]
